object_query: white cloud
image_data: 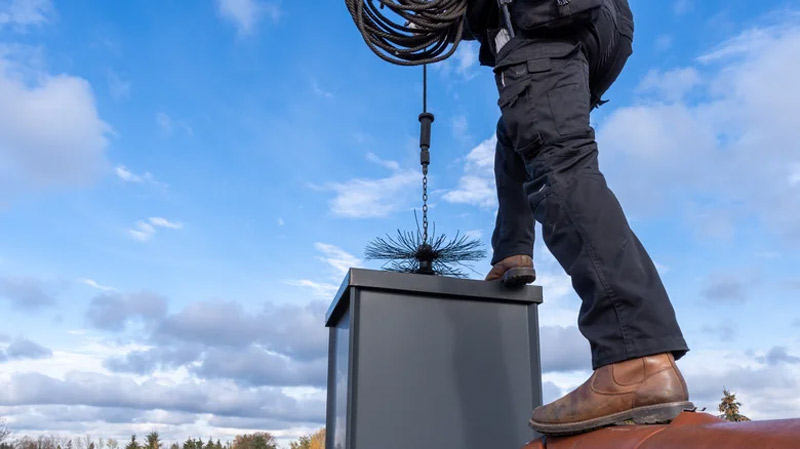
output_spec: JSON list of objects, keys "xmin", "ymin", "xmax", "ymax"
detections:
[
  {"xmin": 454, "ymin": 41, "xmax": 479, "ymax": 78},
  {"xmin": 0, "ymin": 295, "xmax": 330, "ymax": 444},
  {"xmin": 600, "ymin": 103, "xmax": 717, "ymax": 164},
  {"xmin": 637, "ymin": 67, "xmax": 702, "ymax": 101},
  {"xmin": 128, "ymin": 221, "xmax": 156, "ymax": 242},
  {"xmin": 531, "ymin": 237, "xmax": 581, "ymax": 328},
  {"xmin": 216, "ymin": 0, "xmax": 280, "ymax": 36},
  {"xmin": 0, "ymin": 275, "xmax": 56, "ymax": 309},
  {"xmin": 313, "ymin": 242, "xmax": 360, "ymax": 277},
  {"xmin": 86, "ymin": 291, "xmax": 168, "ymax": 332},
  {"xmin": 654, "ymin": 261, "xmax": 671, "ymax": 275},
  {"xmin": 288, "ymin": 244, "xmax": 360, "ymax": 299},
  {"xmin": 443, "ymin": 174, "xmax": 496, "ymax": 208},
  {"xmin": 464, "ymin": 229, "xmax": 482, "ymax": 240},
  {"xmin": 434, "ymin": 41, "xmax": 480, "ymax": 80},
  {"xmin": 193, "ymin": 345, "xmax": 327, "ymax": 387},
  {"xmin": 443, "ymin": 136, "xmax": 497, "ymax": 208},
  {"xmin": 458, "ymin": 136, "xmax": 494, "ymax": 172},
  {"xmin": 78, "ymin": 278, "xmax": 117, "ymax": 292},
  {"xmin": 326, "ymin": 154, "xmax": 418, "ymax": 218},
  {"xmin": 114, "ymin": 165, "xmax": 165, "ymax": 188},
  {"xmin": 365, "ymin": 152, "xmax": 400, "ymax": 171},
  {"xmin": 310, "ymin": 78, "xmax": 333, "ymax": 98},
  {"xmin": 148, "ymin": 217, "xmax": 183, "ymax": 229},
  {"xmin": 696, "ymin": 22, "xmax": 797, "ymax": 63},
  {"xmin": 156, "ymin": 111, "xmax": 171, "ymax": 133},
  {"xmin": 539, "ymin": 325, "xmax": 591, "ymax": 373},
  {"xmin": 450, "ymin": 115, "xmax": 469, "ymax": 140},
  {"xmin": 328, "ymin": 174, "xmax": 419, "ymax": 217},
  {"xmin": 597, "ymin": 19, "xmax": 800, "ymax": 240},
  {"xmin": 702, "ymin": 272, "xmax": 749, "ymax": 303},
  {"xmin": 538, "ymin": 345, "xmax": 800, "ymax": 421},
  {"xmin": 679, "ymin": 348, "xmax": 800, "ymax": 419},
  {"xmin": 0, "ymin": 0, "xmax": 53, "ymax": 29},
  {"xmin": 285, "ymin": 280, "xmax": 338, "ymax": 300},
  {"xmin": 541, "ymin": 381, "xmax": 564, "ymax": 405},
  {"xmin": 114, "ymin": 165, "xmax": 137, "ymax": 182},
  {"xmin": 0, "ymin": 371, "xmax": 324, "ymax": 423},
  {"xmin": 0, "ymin": 48, "xmax": 110, "ymax": 202},
  {"xmin": 0, "ymin": 403, "xmax": 318, "ymax": 447},
  {"xmin": 156, "ymin": 112, "xmax": 192, "ymax": 136},
  {"xmin": 2, "ymin": 337, "xmax": 52, "ymax": 360},
  {"xmin": 127, "ymin": 217, "xmax": 183, "ymax": 242}
]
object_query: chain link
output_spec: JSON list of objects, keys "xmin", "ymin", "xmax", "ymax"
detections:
[
  {"xmin": 422, "ymin": 173, "xmax": 429, "ymax": 243},
  {"xmin": 420, "ymin": 64, "xmax": 430, "ymax": 245}
]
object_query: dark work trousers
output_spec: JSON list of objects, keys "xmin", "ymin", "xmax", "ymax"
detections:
[{"xmin": 490, "ymin": 0, "xmax": 688, "ymax": 369}]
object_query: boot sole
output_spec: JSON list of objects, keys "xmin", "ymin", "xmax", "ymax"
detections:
[
  {"xmin": 502, "ymin": 267, "xmax": 536, "ymax": 286},
  {"xmin": 529, "ymin": 401, "xmax": 695, "ymax": 436}
]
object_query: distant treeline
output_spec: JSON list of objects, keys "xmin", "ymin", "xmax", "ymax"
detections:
[{"xmin": 0, "ymin": 424, "xmax": 325, "ymax": 449}]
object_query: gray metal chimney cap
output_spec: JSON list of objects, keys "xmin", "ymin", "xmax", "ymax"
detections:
[{"xmin": 325, "ymin": 268, "xmax": 543, "ymax": 326}]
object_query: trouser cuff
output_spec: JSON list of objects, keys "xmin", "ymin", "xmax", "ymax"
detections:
[
  {"xmin": 591, "ymin": 336, "xmax": 689, "ymax": 370},
  {"xmin": 491, "ymin": 244, "xmax": 534, "ymax": 265}
]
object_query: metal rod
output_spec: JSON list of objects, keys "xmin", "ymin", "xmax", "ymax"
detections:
[{"xmin": 497, "ymin": 0, "xmax": 516, "ymax": 38}]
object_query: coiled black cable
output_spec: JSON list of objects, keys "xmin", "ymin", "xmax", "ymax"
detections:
[{"xmin": 345, "ymin": 0, "xmax": 469, "ymax": 66}]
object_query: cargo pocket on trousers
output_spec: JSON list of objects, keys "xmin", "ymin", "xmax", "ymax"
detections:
[
  {"xmin": 548, "ymin": 83, "xmax": 590, "ymax": 137},
  {"xmin": 498, "ymin": 79, "xmax": 536, "ymax": 153},
  {"xmin": 496, "ymin": 58, "xmax": 552, "ymax": 157}
]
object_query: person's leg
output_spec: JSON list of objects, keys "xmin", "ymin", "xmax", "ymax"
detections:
[
  {"xmin": 492, "ymin": 7, "xmax": 690, "ymax": 434},
  {"xmin": 486, "ymin": 117, "xmax": 537, "ymax": 285},
  {"xmin": 495, "ymin": 36, "xmax": 687, "ymax": 367},
  {"xmin": 486, "ymin": 0, "xmax": 632, "ymax": 285}
]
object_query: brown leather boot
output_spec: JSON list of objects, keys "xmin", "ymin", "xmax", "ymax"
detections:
[
  {"xmin": 529, "ymin": 353, "xmax": 694, "ymax": 435},
  {"xmin": 485, "ymin": 255, "xmax": 536, "ymax": 286}
]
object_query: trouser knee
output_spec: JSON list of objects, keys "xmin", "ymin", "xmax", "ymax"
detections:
[
  {"xmin": 496, "ymin": 117, "xmax": 513, "ymax": 148},
  {"xmin": 524, "ymin": 137, "xmax": 601, "ymax": 185}
]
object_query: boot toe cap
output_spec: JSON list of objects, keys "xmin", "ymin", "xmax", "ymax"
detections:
[{"xmin": 531, "ymin": 403, "xmax": 566, "ymax": 425}]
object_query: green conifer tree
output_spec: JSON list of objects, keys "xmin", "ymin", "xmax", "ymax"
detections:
[
  {"xmin": 0, "ymin": 418, "xmax": 9, "ymax": 446},
  {"xmin": 718, "ymin": 388, "xmax": 751, "ymax": 422},
  {"xmin": 144, "ymin": 432, "xmax": 161, "ymax": 449},
  {"xmin": 124, "ymin": 435, "xmax": 139, "ymax": 449}
]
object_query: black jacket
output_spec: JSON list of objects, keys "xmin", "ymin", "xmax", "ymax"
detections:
[
  {"xmin": 466, "ymin": 0, "xmax": 604, "ymax": 65},
  {"xmin": 464, "ymin": 0, "xmax": 501, "ymax": 65},
  {"xmin": 468, "ymin": 0, "xmax": 604, "ymax": 34},
  {"xmin": 465, "ymin": 0, "xmax": 500, "ymax": 39}
]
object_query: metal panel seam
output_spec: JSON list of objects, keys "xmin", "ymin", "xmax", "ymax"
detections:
[{"xmin": 346, "ymin": 288, "xmax": 360, "ymax": 449}]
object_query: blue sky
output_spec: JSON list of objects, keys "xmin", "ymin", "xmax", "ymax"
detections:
[{"xmin": 1, "ymin": 0, "xmax": 800, "ymax": 445}]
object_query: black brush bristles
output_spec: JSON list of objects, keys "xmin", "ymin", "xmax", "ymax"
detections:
[{"xmin": 365, "ymin": 221, "xmax": 486, "ymax": 278}]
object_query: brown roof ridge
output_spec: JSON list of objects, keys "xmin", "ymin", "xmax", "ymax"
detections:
[{"xmin": 522, "ymin": 412, "xmax": 800, "ymax": 449}]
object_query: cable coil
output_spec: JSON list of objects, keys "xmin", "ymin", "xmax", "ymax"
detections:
[{"xmin": 345, "ymin": 0, "xmax": 469, "ymax": 66}]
